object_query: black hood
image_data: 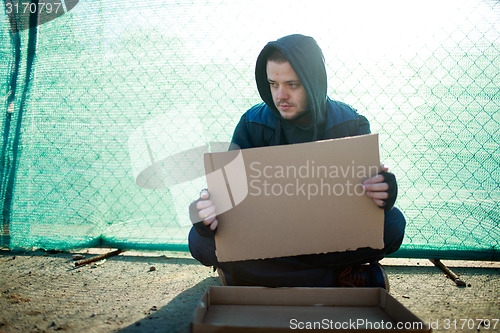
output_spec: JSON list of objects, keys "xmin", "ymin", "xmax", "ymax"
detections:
[{"xmin": 255, "ymin": 34, "xmax": 328, "ymax": 141}]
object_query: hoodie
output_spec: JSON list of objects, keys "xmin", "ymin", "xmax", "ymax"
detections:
[{"xmin": 231, "ymin": 34, "xmax": 371, "ymax": 149}]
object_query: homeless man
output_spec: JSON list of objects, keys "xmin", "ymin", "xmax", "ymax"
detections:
[{"xmin": 188, "ymin": 34, "xmax": 406, "ymax": 288}]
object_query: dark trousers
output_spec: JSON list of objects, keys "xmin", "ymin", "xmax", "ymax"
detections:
[{"xmin": 188, "ymin": 207, "xmax": 406, "ymax": 287}]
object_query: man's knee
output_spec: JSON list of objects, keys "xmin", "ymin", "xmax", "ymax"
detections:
[
  {"xmin": 383, "ymin": 207, "xmax": 406, "ymax": 253},
  {"xmin": 188, "ymin": 226, "xmax": 218, "ymax": 267}
]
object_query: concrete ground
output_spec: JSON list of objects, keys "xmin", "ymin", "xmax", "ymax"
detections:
[{"xmin": 0, "ymin": 249, "xmax": 498, "ymax": 332}]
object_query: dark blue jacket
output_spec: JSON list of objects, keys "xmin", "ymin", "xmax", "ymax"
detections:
[{"xmin": 231, "ymin": 98, "xmax": 371, "ymax": 150}]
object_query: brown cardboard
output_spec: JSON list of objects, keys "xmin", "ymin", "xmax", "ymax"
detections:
[
  {"xmin": 204, "ymin": 134, "xmax": 384, "ymax": 262},
  {"xmin": 191, "ymin": 286, "xmax": 431, "ymax": 332}
]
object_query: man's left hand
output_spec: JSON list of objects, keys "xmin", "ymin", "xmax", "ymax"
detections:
[{"xmin": 363, "ymin": 164, "xmax": 391, "ymax": 208}]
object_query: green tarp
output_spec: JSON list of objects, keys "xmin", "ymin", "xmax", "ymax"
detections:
[{"xmin": 1, "ymin": 0, "xmax": 499, "ymax": 260}]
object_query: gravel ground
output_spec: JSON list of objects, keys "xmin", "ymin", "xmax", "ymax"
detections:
[{"xmin": 0, "ymin": 249, "xmax": 499, "ymax": 332}]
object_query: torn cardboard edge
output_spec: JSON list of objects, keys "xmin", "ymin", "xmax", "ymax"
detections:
[
  {"xmin": 204, "ymin": 134, "xmax": 385, "ymax": 262},
  {"xmin": 192, "ymin": 286, "xmax": 431, "ymax": 332}
]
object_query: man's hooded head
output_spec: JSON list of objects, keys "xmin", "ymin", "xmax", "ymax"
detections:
[{"xmin": 255, "ymin": 34, "xmax": 328, "ymax": 136}]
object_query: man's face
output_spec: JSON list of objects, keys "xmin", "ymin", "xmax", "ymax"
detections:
[{"xmin": 266, "ymin": 60, "xmax": 309, "ymax": 121}]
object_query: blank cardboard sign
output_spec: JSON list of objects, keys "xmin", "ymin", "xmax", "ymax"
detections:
[{"xmin": 204, "ymin": 133, "xmax": 384, "ymax": 262}]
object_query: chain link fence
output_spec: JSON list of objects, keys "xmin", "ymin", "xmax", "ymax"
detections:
[{"xmin": 1, "ymin": 0, "xmax": 499, "ymax": 259}]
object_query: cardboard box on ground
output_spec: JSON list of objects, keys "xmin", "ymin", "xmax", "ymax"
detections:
[
  {"xmin": 192, "ymin": 287, "xmax": 431, "ymax": 332},
  {"xmin": 204, "ymin": 133, "xmax": 385, "ymax": 262}
]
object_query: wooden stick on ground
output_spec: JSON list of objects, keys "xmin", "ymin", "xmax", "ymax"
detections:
[
  {"xmin": 430, "ymin": 258, "xmax": 467, "ymax": 287},
  {"xmin": 74, "ymin": 249, "xmax": 125, "ymax": 267}
]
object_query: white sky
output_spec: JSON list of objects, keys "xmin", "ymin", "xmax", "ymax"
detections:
[{"xmin": 93, "ymin": 0, "xmax": 499, "ymax": 64}]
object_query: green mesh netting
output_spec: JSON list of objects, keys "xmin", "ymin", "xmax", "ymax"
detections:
[{"xmin": 1, "ymin": 0, "xmax": 499, "ymax": 260}]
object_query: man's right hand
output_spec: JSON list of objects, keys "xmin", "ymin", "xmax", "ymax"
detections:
[{"xmin": 196, "ymin": 189, "xmax": 218, "ymax": 231}]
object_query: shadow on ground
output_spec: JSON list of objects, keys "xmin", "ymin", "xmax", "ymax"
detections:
[{"xmin": 118, "ymin": 277, "xmax": 218, "ymax": 333}]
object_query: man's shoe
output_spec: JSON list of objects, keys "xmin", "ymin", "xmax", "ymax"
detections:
[{"xmin": 337, "ymin": 262, "xmax": 390, "ymax": 291}]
